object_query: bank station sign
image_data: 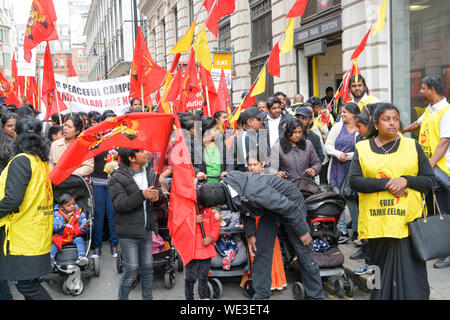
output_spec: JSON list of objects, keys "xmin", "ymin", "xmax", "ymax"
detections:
[{"xmin": 294, "ymin": 16, "xmax": 341, "ymax": 45}]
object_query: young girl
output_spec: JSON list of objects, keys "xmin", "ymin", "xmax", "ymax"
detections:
[
  {"xmin": 51, "ymin": 193, "xmax": 89, "ymax": 267},
  {"xmin": 241, "ymin": 153, "xmax": 288, "ymax": 291},
  {"xmin": 185, "ymin": 205, "xmax": 220, "ymax": 300}
]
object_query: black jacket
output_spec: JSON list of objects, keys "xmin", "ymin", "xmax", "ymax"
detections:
[
  {"xmin": 108, "ymin": 163, "xmax": 166, "ymax": 238},
  {"xmin": 221, "ymin": 171, "xmax": 310, "ymax": 238}
]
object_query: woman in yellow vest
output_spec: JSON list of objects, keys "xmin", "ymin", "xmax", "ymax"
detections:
[
  {"xmin": 0, "ymin": 117, "xmax": 53, "ymax": 300},
  {"xmin": 348, "ymin": 103, "xmax": 435, "ymax": 300}
]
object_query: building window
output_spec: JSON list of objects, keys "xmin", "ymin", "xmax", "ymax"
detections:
[
  {"xmin": 189, "ymin": 0, "xmax": 194, "ymax": 26},
  {"xmin": 218, "ymin": 19, "xmax": 231, "ymax": 49},
  {"xmin": 174, "ymin": 7, "xmax": 179, "ymax": 42},
  {"xmin": 391, "ymin": 0, "xmax": 450, "ymax": 128},
  {"xmin": 249, "ymin": 0, "xmax": 273, "ymax": 99}
]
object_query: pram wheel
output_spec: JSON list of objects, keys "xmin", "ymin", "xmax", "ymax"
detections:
[
  {"xmin": 164, "ymin": 271, "xmax": 176, "ymax": 289},
  {"xmin": 334, "ymin": 278, "xmax": 345, "ymax": 298},
  {"xmin": 208, "ymin": 278, "xmax": 223, "ymax": 299},
  {"xmin": 292, "ymin": 282, "xmax": 305, "ymax": 300},
  {"xmin": 62, "ymin": 277, "xmax": 84, "ymax": 296},
  {"xmin": 177, "ymin": 255, "xmax": 184, "ymax": 272},
  {"xmin": 344, "ymin": 277, "xmax": 354, "ymax": 297},
  {"xmin": 93, "ymin": 257, "xmax": 100, "ymax": 277},
  {"xmin": 242, "ymin": 279, "xmax": 254, "ymax": 299}
]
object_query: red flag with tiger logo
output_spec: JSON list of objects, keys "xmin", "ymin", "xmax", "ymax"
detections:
[
  {"xmin": 49, "ymin": 112, "xmax": 175, "ymax": 185},
  {"xmin": 0, "ymin": 71, "xmax": 21, "ymax": 106},
  {"xmin": 23, "ymin": 0, "xmax": 59, "ymax": 63},
  {"xmin": 130, "ymin": 27, "xmax": 167, "ymax": 103}
]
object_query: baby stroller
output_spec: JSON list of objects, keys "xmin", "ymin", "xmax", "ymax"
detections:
[
  {"xmin": 115, "ymin": 193, "xmax": 183, "ymax": 289},
  {"xmin": 43, "ymin": 174, "xmax": 99, "ymax": 296},
  {"xmin": 286, "ymin": 178, "xmax": 355, "ymax": 299},
  {"xmin": 207, "ymin": 207, "xmax": 252, "ymax": 299}
]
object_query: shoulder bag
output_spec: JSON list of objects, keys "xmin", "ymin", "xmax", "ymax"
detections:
[{"xmin": 408, "ymin": 193, "xmax": 450, "ymax": 261}]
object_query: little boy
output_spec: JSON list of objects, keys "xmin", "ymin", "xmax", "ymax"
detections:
[{"xmin": 51, "ymin": 193, "xmax": 89, "ymax": 267}]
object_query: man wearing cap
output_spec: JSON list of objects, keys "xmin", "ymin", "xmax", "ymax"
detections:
[
  {"xmin": 295, "ymin": 107, "xmax": 325, "ymax": 164},
  {"xmin": 235, "ymin": 106, "xmax": 268, "ymax": 172}
]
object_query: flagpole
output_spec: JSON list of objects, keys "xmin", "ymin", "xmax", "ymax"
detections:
[
  {"xmin": 141, "ymin": 84, "xmax": 145, "ymax": 110},
  {"xmin": 24, "ymin": 76, "xmax": 27, "ymax": 104},
  {"xmin": 55, "ymin": 89, "xmax": 63, "ymax": 125},
  {"xmin": 205, "ymin": 86, "xmax": 211, "ymax": 117}
]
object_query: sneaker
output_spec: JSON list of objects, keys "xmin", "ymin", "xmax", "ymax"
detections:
[
  {"xmin": 338, "ymin": 233, "xmax": 349, "ymax": 244},
  {"xmin": 354, "ymin": 263, "xmax": 369, "ymax": 275},
  {"xmin": 222, "ymin": 256, "xmax": 231, "ymax": 270},
  {"xmin": 111, "ymin": 247, "xmax": 118, "ymax": 258},
  {"xmin": 91, "ymin": 249, "xmax": 101, "ymax": 259},
  {"xmin": 228, "ymin": 249, "xmax": 236, "ymax": 263},
  {"xmin": 76, "ymin": 254, "xmax": 89, "ymax": 266}
]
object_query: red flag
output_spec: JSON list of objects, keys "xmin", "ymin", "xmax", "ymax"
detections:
[
  {"xmin": 286, "ymin": 0, "xmax": 308, "ymax": 18},
  {"xmin": 165, "ymin": 66, "xmax": 183, "ymax": 112},
  {"xmin": 350, "ymin": 26, "xmax": 372, "ymax": 61},
  {"xmin": 205, "ymin": 0, "xmax": 236, "ymax": 38},
  {"xmin": 67, "ymin": 58, "xmax": 78, "ymax": 77},
  {"xmin": 43, "ymin": 90, "xmax": 68, "ymax": 121},
  {"xmin": 130, "ymin": 27, "xmax": 167, "ymax": 101},
  {"xmin": 199, "ymin": 64, "xmax": 219, "ymax": 116},
  {"xmin": 23, "ymin": 0, "xmax": 58, "ymax": 63},
  {"xmin": 0, "ymin": 71, "xmax": 22, "ymax": 106},
  {"xmin": 11, "ymin": 53, "xmax": 20, "ymax": 98},
  {"xmin": 243, "ymin": 83, "xmax": 256, "ymax": 110},
  {"xmin": 267, "ymin": 43, "xmax": 281, "ymax": 77},
  {"xmin": 50, "ymin": 113, "xmax": 175, "ymax": 185},
  {"xmin": 42, "ymin": 42, "xmax": 56, "ymax": 97},
  {"xmin": 179, "ymin": 50, "xmax": 202, "ymax": 112},
  {"xmin": 25, "ymin": 77, "xmax": 39, "ymax": 107},
  {"xmin": 217, "ymin": 69, "xmax": 230, "ymax": 113},
  {"xmin": 341, "ymin": 62, "xmax": 360, "ymax": 103},
  {"xmin": 168, "ymin": 115, "xmax": 198, "ymax": 266}
]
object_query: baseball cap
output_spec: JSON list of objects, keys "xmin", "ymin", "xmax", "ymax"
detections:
[
  {"xmin": 244, "ymin": 106, "xmax": 267, "ymax": 119},
  {"xmin": 295, "ymin": 106, "xmax": 313, "ymax": 118}
]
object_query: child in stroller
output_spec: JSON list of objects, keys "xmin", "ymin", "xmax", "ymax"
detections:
[
  {"xmin": 51, "ymin": 193, "xmax": 89, "ymax": 267},
  {"xmin": 213, "ymin": 209, "xmax": 243, "ymax": 270}
]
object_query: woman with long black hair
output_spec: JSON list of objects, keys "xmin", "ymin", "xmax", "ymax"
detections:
[{"xmin": 0, "ymin": 117, "xmax": 53, "ymax": 300}]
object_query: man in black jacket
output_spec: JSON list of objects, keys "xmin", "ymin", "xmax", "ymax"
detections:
[
  {"xmin": 108, "ymin": 148, "xmax": 166, "ymax": 300},
  {"xmin": 197, "ymin": 171, "xmax": 323, "ymax": 300}
]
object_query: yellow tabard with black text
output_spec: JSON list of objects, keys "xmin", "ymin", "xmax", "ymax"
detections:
[
  {"xmin": 0, "ymin": 154, "xmax": 54, "ymax": 256},
  {"xmin": 418, "ymin": 105, "xmax": 450, "ymax": 176},
  {"xmin": 356, "ymin": 138, "xmax": 423, "ymax": 239}
]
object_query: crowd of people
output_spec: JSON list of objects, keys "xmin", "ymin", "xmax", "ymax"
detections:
[{"xmin": 0, "ymin": 72, "xmax": 448, "ymax": 301}]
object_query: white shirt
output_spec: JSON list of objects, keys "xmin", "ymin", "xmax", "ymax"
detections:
[
  {"xmin": 417, "ymin": 98, "xmax": 450, "ymax": 169},
  {"xmin": 132, "ymin": 167, "xmax": 149, "ymax": 228},
  {"xmin": 267, "ymin": 115, "xmax": 281, "ymax": 148}
]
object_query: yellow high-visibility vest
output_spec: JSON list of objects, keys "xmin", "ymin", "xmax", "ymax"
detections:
[
  {"xmin": 357, "ymin": 95, "xmax": 378, "ymax": 111},
  {"xmin": 356, "ymin": 138, "xmax": 423, "ymax": 239},
  {"xmin": 0, "ymin": 154, "xmax": 53, "ymax": 256},
  {"xmin": 418, "ymin": 105, "xmax": 450, "ymax": 176}
]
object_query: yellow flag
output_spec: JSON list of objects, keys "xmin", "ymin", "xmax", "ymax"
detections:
[
  {"xmin": 169, "ymin": 18, "xmax": 197, "ymax": 54},
  {"xmin": 372, "ymin": 0, "xmax": 387, "ymax": 36},
  {"xmin": 250, "ymin": 66, "xmax": 266, "ymax": 97},
  {"xmin": 160, "ymin": 72, "xmax": 173, "ymax": 114},
  {"xmin": 280, "ymin": 18, "xmax": 295, "ymax": 55},
  {"xmin": 193, "ymin": 24, "xmax": 212, "ymax": 71}
]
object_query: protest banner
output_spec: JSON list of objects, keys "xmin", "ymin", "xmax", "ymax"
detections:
[{"xmin": 41, "ymin": 74, "xmax": 132, "ymax": 116}]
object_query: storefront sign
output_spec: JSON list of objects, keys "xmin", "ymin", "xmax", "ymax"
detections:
[
  {"xmin": 212, "ymin": 52, "xmax": 232, "ymax": 90},
  {"xmin": 294, "ymin": 16, "xmax": 341, "ymax": 45}
]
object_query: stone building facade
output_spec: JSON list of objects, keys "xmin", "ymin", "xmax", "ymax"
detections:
[{"xmin": 133, "ymin": 0, "xmax": 448, "ymax": 125}]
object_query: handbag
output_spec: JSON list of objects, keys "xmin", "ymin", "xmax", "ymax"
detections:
[
  {"xmin": 408, "ymin": 193, "xmax": 450, "ymax": 261},
  {"xmin": 340, "ymin": 173, "xmax": 355, "ymax": 200}
]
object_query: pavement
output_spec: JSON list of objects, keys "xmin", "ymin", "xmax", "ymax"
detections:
[{"xmin": 339, "ymin": 222, "xmax": 450, "ymax": 300}]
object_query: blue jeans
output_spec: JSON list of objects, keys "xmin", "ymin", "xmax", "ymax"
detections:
[
  {"xmin": 50, "ymin": 236, "xmax": 86, "ymax": 258},
  {"xmin": 118, "ymin": 229, "xmax": 154, "ymax": 300},
  {"xmin": 93, "ymin": 184, "xmax": 118, "ymax": 250},
  {"xmin": 332, "ymin": 186, "xmax": 359, "ymax": 234}
]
